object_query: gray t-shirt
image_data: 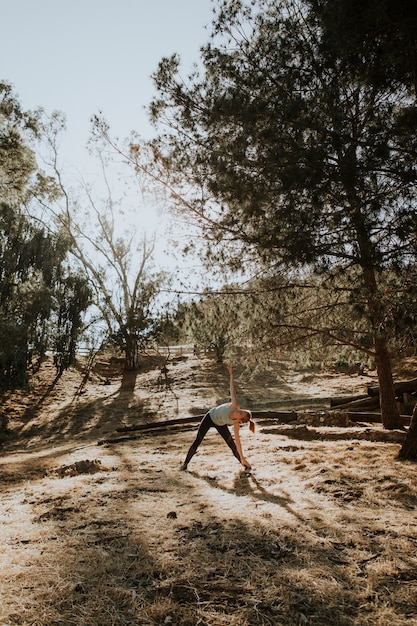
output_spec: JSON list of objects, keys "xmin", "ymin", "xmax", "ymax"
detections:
[{"xmin": 209, "ymin": 403, "xmax": 235, "ymax": 426}]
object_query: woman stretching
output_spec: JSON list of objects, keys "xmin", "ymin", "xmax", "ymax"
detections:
[{"xmin": 179, "ymin": 364, "xmax": 255, "ymax": 471}]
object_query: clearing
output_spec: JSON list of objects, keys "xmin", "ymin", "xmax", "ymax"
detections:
[{"xmin": 0, "ymin": 352, "xmax": 416, "ymax": 625}]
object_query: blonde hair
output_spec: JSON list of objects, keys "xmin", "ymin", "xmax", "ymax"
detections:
[{"xmin": 240, "ymin": 409, "xmax": 256, "ymax": 433}]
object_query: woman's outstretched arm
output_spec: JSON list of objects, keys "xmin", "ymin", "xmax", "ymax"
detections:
[
  {"xmin": 227, "ymin": 364, "xmax": 239, "ymax": 408},
  {"xmin": 233, "ymin": 421, "xmax": 251, "ymax": 468}
]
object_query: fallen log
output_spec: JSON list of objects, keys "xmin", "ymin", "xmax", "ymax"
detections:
[
  {"xmin": 330, "ymin": 394, "xmax": 369, "ymax": 407},
  {"xmin": 116, "ymin": 415, "xmax": 203, "ymax": 433},
  {"xmin": 98, "ymin": 409, "xmax": 411, "ymax": 445},
  {"xmin": 98, "ymin": 411, "xmax": 410, "ymax": 446},
  {"xmin": 253, "ymin": 410, "xmax": 297, "ymax": 422},
  {"xmin": 262, "ymin": 424, "xmax": 406, "ymax": 443},
  {"xmin": 346, "ymin": 412, "xmax": 382, "ymax": 423},
  {"xmin": 347, "ymin": 412, "xmax": 410, "ymax": 426},
  {"xmin": 115, "ymin": 410, "xmax": 298, "ymax": 434},
  {"xmin": 329, "ymin": 395, "xmax": 380, "ymax": 412},
  {"xmin": 367, "ymin": 377, "xmax": 417, "ymax": 397},
  {"xmin": 111, "ymin": 408, "xmax": 411, "ymax": 436}
]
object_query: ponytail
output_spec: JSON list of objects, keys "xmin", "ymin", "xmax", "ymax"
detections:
[{"xmin": 239, "ymin": 409, "xmax": 255, "ymax": 433}]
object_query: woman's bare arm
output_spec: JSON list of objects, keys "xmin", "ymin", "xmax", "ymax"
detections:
[
  {"xmin": 233, "ymin": 421, "xmax": 244, "ymax": 460},
  {"xmin": 227, "ymin": 364, "xmax": 239, "ymax": 408},
  {"xmin": 234, "ymin": 421, "xmax": 250, "ymax": 468}
]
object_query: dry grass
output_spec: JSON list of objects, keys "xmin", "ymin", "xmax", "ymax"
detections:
[{"xmin": 0, "ymin": 353, "xmax": 417, "ymax": 625}]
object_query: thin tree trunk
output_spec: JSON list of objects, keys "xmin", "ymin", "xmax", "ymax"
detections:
[
  {"xmin": 351, "ymin": 205, "xmax": 401, "ymax": 429},
  {"xmin": 124, "ymin": 334, "xmax": 139, "ymax": 371},
  {"xmin": 374, "ymin": 335, "xmax": 401, "ymax": 429},
  {"xmin": 397, "ymin": 403, "xmax": 417, "ymax": 460}
]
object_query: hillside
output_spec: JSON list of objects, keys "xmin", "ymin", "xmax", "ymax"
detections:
[{"xmin": 1, "ymin": 353, "xmax": 417, "ymax": 625}]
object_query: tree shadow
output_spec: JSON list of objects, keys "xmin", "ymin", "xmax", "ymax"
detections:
[
  {"xmin": 2, "ymin": 372, "xmax": 63, "ymax": 427},
  {"xmin": 171, "ymin": 473, "xmax": 365, "ymax": 625},
  {"xmin": 5, "ymin": 466, "xmax": 161, "ymax": 624},
  {"xmin": 114, "ymin": 368, "xmax": 139, "ymax": 402},
  {"xmin": 189, "ymin": 468, "xmax": 307, "ymax": 522},
  {"xmin": 5, "ymin": 359, "xmax": 148, "ymax": 448}
]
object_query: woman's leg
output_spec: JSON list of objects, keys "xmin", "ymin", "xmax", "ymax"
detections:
[
  {"xmin": 181, "ymin": 413, "xmax": 213, "ymax": 468},
  {"xmin": 214, "ymin": 424, "xmax": 242, "ymax": 463}
]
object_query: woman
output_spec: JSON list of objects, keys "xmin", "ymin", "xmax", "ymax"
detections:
[{"xmin": 179, "ymin": 364, "xmax": 255, "ymax": 471}]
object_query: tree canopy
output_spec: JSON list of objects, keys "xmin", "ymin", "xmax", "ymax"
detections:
[
  {"xmin": 149, "ymin": 0, "xmax": 417, "ymax": 427},
  {"xmin": 0, "ymin": 83, "xmax": 90, "ymax": 388},
  {"xmin": 39, "ymin": 112, "xmax": 169, "ymax": 371},
  {"xmin": 309, "ymin": 0, "xmax": 417, "ymax": 92}
]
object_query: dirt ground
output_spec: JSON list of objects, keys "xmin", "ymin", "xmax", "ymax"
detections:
[{"xmin": 1, "ymin": 352, "xmax": 417, "ymax": 625}]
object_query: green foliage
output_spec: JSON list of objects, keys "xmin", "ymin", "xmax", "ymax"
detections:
[
  {"xmin": 150, "ymin": 0, "xmax": 417, "ymax": 425},
  {"xmin": 0, "ymin": 203, "xmax": 89, "ymax": 387},
  {"xmin": 186, "ymin": 299, "xmax": 229, "ymax": 362},
  {"xmin": 181, "ymin": 290, "xmax": 252, "ymax": 363},
  {"xmin": 309, "ymin": 0, "xmax": 417, "ymax": 90},
  {"xmin": 151, "ymin": 0, "xmax": 417, "ymax": 274},
  {"xmin": 107, "ymin": 264, "xmax": 167, "ymax": 367},
  {"xmin": 51, "ymin": 116, "xmax": 173, "ymax": 371},
  {"xmin": 52, "ymin": 274, "xmax": 92, "ymax": 371},
  {"xmin": 240, "ymin": 268, "xmax": 416, "ymax": 369},
  {"xmin": 152, "ymin": 306, "xmax": 188, "ymax": 347},
  {"xmin": 0, "ymin": 85, "xmax": 91, "ymax": 388},
  {"xmin": 0, "ymin": 82, "xmax": 39, "ymax": 203}
]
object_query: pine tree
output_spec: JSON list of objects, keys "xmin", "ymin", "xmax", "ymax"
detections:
[{"xmin": 150, "ymin": 0, "xmax": 417, "ymax": 428}]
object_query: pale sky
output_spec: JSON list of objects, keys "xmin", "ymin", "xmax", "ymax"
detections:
[
  {"xmin": 1, "ymin": 0, "xmax": 213, "ymax": 166},
  {"xmin": 1, "ymin": 0, "xmax": 215, "ymax": 277}
]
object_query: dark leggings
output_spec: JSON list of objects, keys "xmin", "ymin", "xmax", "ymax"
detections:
[{"xmin": 183, "ymin": 412, "xmax": 241, "ymax": 467}]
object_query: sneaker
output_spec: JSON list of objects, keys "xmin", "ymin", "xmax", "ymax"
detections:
[{"xmin": 178, "ymin": 463, "xmax": 188, "ymax": 471}]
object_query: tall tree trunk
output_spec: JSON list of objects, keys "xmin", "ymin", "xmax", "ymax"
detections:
[
  {"xmin": 374, "ymin": 335, "xmax": 401, "ymax": 430},
  {"xmin": 397, "ymin": 402, "xmax": 417, "ymax": 460},
  {"xmin": 124, "ymin": 334, "xmax": 139, "ymax": 371},
  {"xmin": 359, "ymin": 261, "xmax": 401, "ymax": 430}
]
